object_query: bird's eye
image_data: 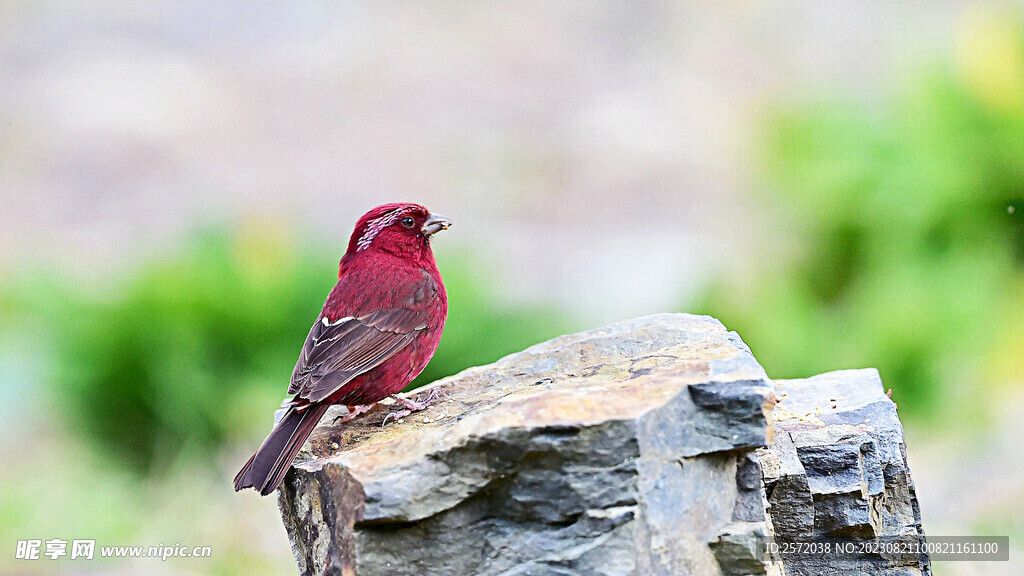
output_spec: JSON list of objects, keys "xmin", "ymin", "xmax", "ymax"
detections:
[{"xmin": 400, "ymin": 216, "xmax": 415, "ymax": 229}]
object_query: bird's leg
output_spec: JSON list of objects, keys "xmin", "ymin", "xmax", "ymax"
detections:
[
  {"xmin": 381, "ymin": 388, "xmax": 443, "ymax": 426},
  {"xmin": 331, "ymin": 404, "xmax": 374, "ymax": 425}
]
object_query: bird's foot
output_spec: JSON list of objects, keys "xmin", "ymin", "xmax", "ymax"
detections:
[
  {"xmin": 331, "ymin": 404, "xmax": 373, "ymax": 425},
  {"xmin": 381, "ymin": 388, "xmax": 443, "ymax": 426},
  {"xmin": 392, "ymin": 388, "xmax": 442, "ymax": 411}
]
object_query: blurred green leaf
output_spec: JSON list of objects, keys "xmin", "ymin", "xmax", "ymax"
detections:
[{"xmin": 699, "ymin": 49, "xmax": 1024, "ymax": 424}]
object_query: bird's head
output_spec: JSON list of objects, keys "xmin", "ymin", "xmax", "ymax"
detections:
[{"xmin": 345, "ymin": 202, "xmax": 452, "ymax": 261}]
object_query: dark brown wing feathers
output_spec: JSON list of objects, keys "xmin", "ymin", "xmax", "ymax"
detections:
[{"xmin": 287, "ymin": 308, "xmax": 428, "ymax": 403}]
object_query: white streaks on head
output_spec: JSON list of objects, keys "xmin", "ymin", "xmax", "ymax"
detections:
[{"xmin": 356, "ymin": 208, "xmax": 410, "ymax": 251}]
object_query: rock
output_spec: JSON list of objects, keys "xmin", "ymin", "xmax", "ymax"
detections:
[
  {"xmin": 276, "ymin": 315, "xmax": 932, "ymax": 576},
  {"xmin": 277, "ymin": 313, "xmax": 776, "ymax": 576},
  {"xmin": 760, "ymin": 369, "xmax": 931, "ymax": 576}
]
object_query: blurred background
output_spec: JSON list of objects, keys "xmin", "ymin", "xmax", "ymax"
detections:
[{"xmin": 1, "ymin": 1, "xmax": 1022, "ymax": 574}]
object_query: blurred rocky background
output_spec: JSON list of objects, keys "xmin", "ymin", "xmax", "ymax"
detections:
[{"xmin": 0, "ymin": 1, "xmax": 1021, "ymax": 575}]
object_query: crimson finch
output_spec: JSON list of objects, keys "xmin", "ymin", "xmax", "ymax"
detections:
[{"xmin": 234, "ymin": 203, "xmax": 451, "ymax": 495}]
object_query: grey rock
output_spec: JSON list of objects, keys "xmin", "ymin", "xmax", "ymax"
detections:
[
  {"xmin": 276, "ymin": 316, "xmax": 931, "ymax": 576},
  {"xmin": 709, "ymin": 522, "xmax": 770, "ymax": 576},
  {"xmin": 760, "ymin": 368, "xmax": 931, "ymax": 576},
  {"xmin": 278, "ymin": 313, "xmax": 775, "ymax": 576}
]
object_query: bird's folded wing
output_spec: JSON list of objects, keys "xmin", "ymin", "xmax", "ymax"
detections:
[{"xmin": 288, "ymin": 308, "xmax": 428, "ymax": 403}]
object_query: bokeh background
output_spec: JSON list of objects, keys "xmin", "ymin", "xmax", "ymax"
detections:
[{"xmin": 1, "ymin": 2, "xmax": 1022, "ymax": 575}]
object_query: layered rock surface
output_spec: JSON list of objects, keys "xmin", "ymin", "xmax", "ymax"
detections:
[
  {"xmin": 760, "ymin": 369, "xmax": 931, "ymax": 576},
  {"xmin": 278, "ymin": 314, "xmax": 775, "ymax": 575},
  {"xmin": 276, "ymin": 314, "xmax": 930, "ymax": 576}
]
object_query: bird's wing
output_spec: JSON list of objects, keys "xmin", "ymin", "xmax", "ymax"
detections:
[{"xmin": 288, "ymin": 308, "xmax": 428, "ymax": 403}]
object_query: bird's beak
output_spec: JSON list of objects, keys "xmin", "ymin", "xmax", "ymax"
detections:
[{"xmin": 422, "ymin": 213, "xmax": 452, "ymax": 236}]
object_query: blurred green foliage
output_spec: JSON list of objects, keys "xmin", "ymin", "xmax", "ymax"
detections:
[
  {"xmin": 699, "ymin": 13, "xmax": 1024, "ymax": 423},
  {"xmin": 2, "ymin": 219, "xmax": 571, "ymax": 473}
]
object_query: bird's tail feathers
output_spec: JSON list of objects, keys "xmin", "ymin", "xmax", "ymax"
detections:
[{"xmin": 233, "ymin": 402, "xmax": 331, "ymax": 496}]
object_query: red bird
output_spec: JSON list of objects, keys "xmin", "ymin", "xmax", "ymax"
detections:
[{"xmin": 234, "ymin": 203, "xmax": 451, "ymax": 495}]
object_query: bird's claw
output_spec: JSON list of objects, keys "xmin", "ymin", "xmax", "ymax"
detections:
[
  {"xmin": 381, "ymin": 409, "xmax": 412, "ymax": 427},
  {"xmin": 392, "ymin": 388, "xmax": 443, "ymax": 411},
  {"xmin": 331, "ymin": 404, "xmax": 373, "ymax": 425},
  {"xmin": 381, "ymin": 388, "xmax": 444, "ymax": 426}
]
